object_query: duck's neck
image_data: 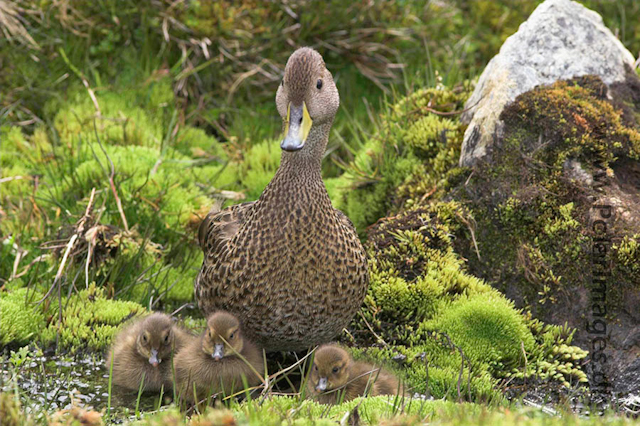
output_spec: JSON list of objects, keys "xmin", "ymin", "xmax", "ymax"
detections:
[
  {"xmin": 260, "ymin": 122, "xmax": 332, "ymax": 209},
  {"xmin": 279, "ymin": 121, "xmax": 331, "ymax": 174}
]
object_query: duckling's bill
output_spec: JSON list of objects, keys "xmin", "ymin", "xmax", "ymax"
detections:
[
  {"xmin": 212, "ymin": 343, "xmax": 224, "ymax": 360},
  {"xmin": 149, "ymin": 348, "xmax": 160, "ymax": 367},
  {"xmin": 316, "ymin": 377, "xmax": 328, "ymax": 391},
  {"xmin": 281, "ymin": 102, "xmax": 312, "ymax": 151}
]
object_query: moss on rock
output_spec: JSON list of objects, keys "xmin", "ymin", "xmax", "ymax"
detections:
[
  {"xmin": 326, "ymin": 83, "xmax": 472, "ymax": 233},
  {"xmin": 346, "ymin": 202, "xmax": 588, "ymax": 399},
  {"xmin": 445, "ymin": 75, "xmax": 640, "ymax": 390},
  {"xmin": 456, "ymin": 76, "xmax": 640, "ymax": 314},
  {"xmin": 500, "ymin": 76, "xmax": 640, "ymax": 166}
]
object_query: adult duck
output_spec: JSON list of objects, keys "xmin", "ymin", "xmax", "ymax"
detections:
[{"xmin": 195, "ymin": 47, "xmax": 369, "ymax": 352}]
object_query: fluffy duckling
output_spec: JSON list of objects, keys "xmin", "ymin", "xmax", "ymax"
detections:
[
  {"xmin": 174, "ymin": 311, "xmax": 264, "ymax": 402},
  {"xmin": 106, "ymin": 312, "xmax": 191, "ymax": 392},
  {"xmin": 306, "ymin": 344, "xmax": 401, "ymax": 404}
]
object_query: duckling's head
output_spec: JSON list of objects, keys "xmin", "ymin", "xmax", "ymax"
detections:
[
  {"xmin": 276, "ymin": 47, "xmax": 339, "ymax": 153},
  {"xmin": 308, "ymin": 344, "xmax": 352, "ymax": 394},
  {"xmin": 202, "ymin": 311, "xmax": 244, "ymax": 361},
  {"xmin": 135, "ymin": 313, "xmax": 175, "ymax": 368}
]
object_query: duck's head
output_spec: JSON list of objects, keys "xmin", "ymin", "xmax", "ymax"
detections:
[
  {"xmin": 307, "ymin": 344, "xmax": 351, "ymax": 394},
  {"xmin": 202, "ymin": 311, "xmax": 244, "ymax": 361},
  {"xmin": 135, "ymin": 313, "xmax": 175, "ymax": 368},
  {"xmin": 276, "ymin": 47, "xmax": 339, "ymax": 153}
]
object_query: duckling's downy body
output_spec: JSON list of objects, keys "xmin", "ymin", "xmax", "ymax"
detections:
[
  {"xmin": 195, "ymin": 47, "xmax": 369, "ymax": 352},
  {"xmin": 174, "ymin": 311, "xmax": 264, "ymax": 402},
  {"xmin": 307, "ymin": 344, "xmax": 401, "ymax": 404},
  {"xmin": 106, "ymin": 313, "xmax": 191, "ymax": 392}
]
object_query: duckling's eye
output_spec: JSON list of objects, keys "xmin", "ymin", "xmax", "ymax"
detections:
[
  {"xmin": 229, "ymin": 332, "xmax": 236, "ymax": 340},
  {"xmin": 332, "ymin": 366, "xmax": 340, "ymax": 374},
  {"xmin": 164, "ymin": 334, "xmax": 170, "ymax": 344},
  {"xmin": 314, "ymin": 364, "xmax": 318, "ymax": 371},
  {"xmin": 142, "ymin": 334, "xmax": 148, "ymax": 342},
  {"xmin": 316, "ymin": 79, "xmax": 323, "ymax": 90}
]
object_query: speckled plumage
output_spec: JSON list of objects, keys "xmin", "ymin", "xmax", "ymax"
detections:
[{"xmin": 195, "ymin": 48, "xmax": 369, "ymax": 352}]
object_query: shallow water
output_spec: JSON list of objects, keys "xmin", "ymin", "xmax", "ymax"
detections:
[
  {"xmin": 2, "ymin": 352, "xmax": 638, "ymax": 422},
  {"xmin": 0, "ymin": 352, "xmax": 170, "ymax": 422},
  {"xmin": 505, "ymin": 380, "xmax": 640, "ymax": 418}
]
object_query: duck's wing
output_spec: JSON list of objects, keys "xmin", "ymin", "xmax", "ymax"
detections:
[
  {"xmin": 334, "ymin": 209, "xmax": 357, "ymax": 232},
  {"xmin": 198, "ymin": 201, "xmax": 256, "ymax": 253}
]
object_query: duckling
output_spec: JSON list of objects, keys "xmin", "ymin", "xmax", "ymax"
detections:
[
  {"xmin": 306, "ymin": 344, "xmax": 401, "ymax": 404},
  {"xmin": 195, "ymin": 47, "xmax": 369, "ymax": 352},
  {"xmin": 105, "ymin": 312, "xmax": 191, "ymax": 392},
  {"xmin": 174, "ymin": 311, "xmax": 264, "ymax": 402}
]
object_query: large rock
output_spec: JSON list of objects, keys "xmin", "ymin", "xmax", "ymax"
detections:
[
  {"xmin": 456, "ymin": 73, "xmax": 640, "ymax": 395},
  {"xmin": 460, "ymin": 0, "xmax": 636, "ymax": 167}
]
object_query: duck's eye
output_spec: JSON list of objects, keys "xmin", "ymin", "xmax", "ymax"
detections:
[
  {"xmin": 332, "ymin": 366, "xmax": 340, "ymax": 374},
  {"xmin": 164, "ymin": 334, "xmax": 170, "ymax": 344},
  {"xmin": 229, "ymin": 332, "xmax": 235, "ymax": 340},
  {"xmin": 314, "ymin": 364, "xmax": 318, "ymax": 371},
  {"xmin": 316, "ymin": 79, "xmax": 323, "ymax": 90},
  {"xmin": 142, "ymin": 334, "xmax": 148, "ymax": 342}
]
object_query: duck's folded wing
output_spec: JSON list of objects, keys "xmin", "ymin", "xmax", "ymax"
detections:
[
  {"xmin": 334, "ymin": 209, "xmax": 357, "ymax": 233},
  {"xmin": 198, "ymin": 201, "xmax": 256, "ymax": 255}
]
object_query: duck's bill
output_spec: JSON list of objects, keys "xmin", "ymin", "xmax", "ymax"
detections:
[
  {"xmin": 212, "ymin": 343, "xmax": 224, "ymax": 361},
  {"xmin": 149, "ymin": 349, "xmax": 160, "ymax": 367},
  {"xmin": 281, "ymin": 102, "xmax": 312, "ymax": 152},
  {"xmin": 315, "ymin": 377, "xmax": 328, "ymax": 392}
]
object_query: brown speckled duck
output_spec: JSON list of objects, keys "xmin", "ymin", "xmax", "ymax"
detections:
[
  {"xmin": 195, "ymin": 47, "xmax": 369, "ymax": 352},
  {"xmin": 306, "ymin": 344, "xmax": 402, "ymax": 404},
  {"xmin": 105, "ymin": 312, "xmax": 192, "ymax": 392},
  {"xmin": 173, "ymin": 311, "xmax": 264, "ymax": 402}
]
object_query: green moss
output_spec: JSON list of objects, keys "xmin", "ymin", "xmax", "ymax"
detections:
[
  {"xmin": 613, "ymin": 235, "xmax": 640, "ymax": 275},
  {"xmin": 350, "ymin": 344, "xmax": 499, "ymax": 401},
  {"xmin": 1, "ymin": 85, "xmax": 235, "ymax": 313},
  {"xmin": 363, "ymin": 202, "xmax": 492, "ymax": 328},
  {"xmin": 422, "ymin": 293, "xmax": 534, "ymax": 371},
  {"xmin": 328, "ymin": 84, "xmax": 472, "ymax": 233},
  {"xmin": 233, "ymin": 396, "xmax": 481, "ymax": 426},
  {"xmin": 348, "ymin": 202, "xmax": 588, "ymax": 399},
  {"xmin": 0, "ymin": 283, "xmax": 146, "ymax": 352},
  {"xmin": 135, "ymin": 397, "xmax": 481, "ymax": 426},
  {"xmin": 174, "ymin": 126, "xmax": 226, "ymax": 160},
  {"xmin": 39, "ymin": 284, "xmax": 146, "ymax": 352},
  {"xmin": 500, "ymin": 76, "xmax": 640, "ymax": 166},
  {"xmin": 0, "ymin": 288, "xmax": 46, "ymax": 346},
  {"xmin": 237, "ymin": 139, "xmax": 281, "ymax": 201},
  {"xmin": 0, "ymin": 126, "xmax": 54, "ymax": 198}
]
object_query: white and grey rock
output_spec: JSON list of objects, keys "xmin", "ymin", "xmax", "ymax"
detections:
[{"xmin": 460, "ymin": 0, "xmax": 636, "ymax": 167}]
